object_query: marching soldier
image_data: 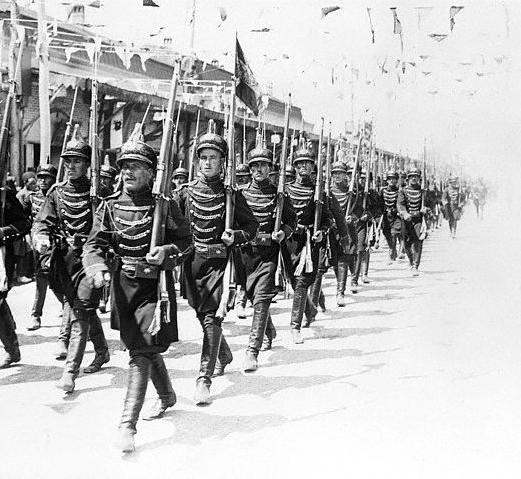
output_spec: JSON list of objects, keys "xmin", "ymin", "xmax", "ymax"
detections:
[
  {"xmin": 27, "ymin": 164, "xmax": 64, "ymax": 331},
  {"xmin": 397, "ymin": 167, "xmax": 432, "ymax": 276},
  {"xmin": 283, "ymin": 140, "xmax": 332, "ymax": 344},
  {"xmin": 236, "ymin": 163, "xmax": 251, "ymax": 187},
  {"xmin": 235, "ymin": 163, "xmax": 251, "ymax": 319},
  {"xmin": 172, "ymin": 167, "xmax": 189, "ymax": 191},
  {"xmin": 359, "ymin": 171, "xmax": 381, "ymax": 284},
  {"xmin": 33, "ymin": 128, "xmax": 111, "ymax": 392},
  {"xmin": 442, "ymin": 177, "xmax": 464, "ymax": 239},
  {"xmin": 472, "ymin": 178, "xmax": 487, "ymax": 220},
  {"xmin": 82, "ymin": 130, "xmax": 192, "ymax": 453},
  {"xmin": 330, "ymin": 161, "xmax": 356, "ymax": 307},
  {"xmin": 0, "ymin": 188, "xmax": 31, "ymax": 368},
  {"xmin": 176, "ymin": 120, "xmax": 258, "ymax": 405},
  {"xmin": 100, "ymin": 161, "xmax": 118, "ymax": 192},
  {"xmin": 240, "ymin": 135, "xmax": 297, "ymax": 372},
  {"xmin": 268, "ymin": 163, "xmax": 279, "ymax": 187},
  {"xmin": 380, "ymin": 170, "xmax": 402, "ymax": 265}
]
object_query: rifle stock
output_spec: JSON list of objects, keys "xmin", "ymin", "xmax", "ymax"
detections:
[
  {"xmin": 58, "ymin": 86, "xmax": 79, "ymax": 183},
  {"xmin": 345, "ymin": 133, "xmax": 363, "ymax": 218},
  {"xmin": 89, "ymin": 64, "xmax": 100, "ymax": 210},
  {"xmin": 274, "ymin": 95, "xmax": 291, "ymax": 233},
  {"xmin": 313, "ymin": 117, "xmax": 325, "ymax": 234}
]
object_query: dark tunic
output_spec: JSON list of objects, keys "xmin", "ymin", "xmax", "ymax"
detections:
[
  {"xmin": 380, "ymin": 185, "xmax": 402, "ymax": 236},
  {"xmin": 442, "ymin": 186, "xmax": 463, "ymax": 221},
  {"xmin": 330, "ymin": 183, "xmax": 357, "ymax": 257},
  {"xmin": 397, "ymin": 185, "xmax": 432, "ymax": 240},
  {"xmin": 239, "ymin": 178, "xmax": 297, "ymax": 303},
  {"xmin": 176, "ymin": 176, "xmax": 258, "ymax": 314},
  {"xmin": 82, "ymin": 189, "xmax": 192, "ymax": 352}
]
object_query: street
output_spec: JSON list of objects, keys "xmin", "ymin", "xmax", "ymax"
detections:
[{"xmin": 1, "ymin": 200, "xmax": 520, "ymax": 479}]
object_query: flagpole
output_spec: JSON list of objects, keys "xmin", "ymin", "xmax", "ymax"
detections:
[{"xmin": 189, "ymin": 0, "xmax": 196, "ymax": 52}]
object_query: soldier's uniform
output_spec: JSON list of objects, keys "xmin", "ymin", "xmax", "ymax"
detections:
[
  {"xmin": 0, "ymin": 188, "xmax": 31, "ymax": 368},
  {"xmin": 176, "ymin": 122, "xmax": 258, "ymax": 404},
  {"xmin": 239, "ymin": 139, "xmax": 297, "ymax": 371},
  {"xmin": 397, "ymin": 167, "xmax": 433, "ymax": 275},
  {"xmin": 359, "ymin": 172, "xmax": 381, "ymax": 283},
  {"xmin": 283, "ymin": 142, "xmax": 332, "ymax": 343},
  {"xmin": 33, "ymin": 130, "xmax": 110, "ymax": 392},
  {"xmin": 442, "ymin": 177, "xmax": 464, "ymax": 239},
  {"xmin": 82, "ymin": 131, "xmax": 192, "ymax": 453},
  {"xmin": 172, "ymin": 167, "xmax": 189, "ymax": 192},
  {"xmin": 27, "ymin": 164, "xmax": 64, "ymax": 331},
  {"xmin": 380, "ymin": 170, "xmax": 402, "ymax": 263},
  {"xmin": 100, "ymin": 161, "xmax": 118, "ymax": 193}
]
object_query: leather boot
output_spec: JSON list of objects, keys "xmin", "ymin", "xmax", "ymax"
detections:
[
  {"xmin": 56, "ymin": 302, "xmax": 71, "ymax": 360},
  {"xmin": 118, "ymin": 354, "xmax": 151, "ymax": 452},
  {"xmin": 0, "ymin": 302, "xmax": 21, "ymax": 369},
  {"xmin": 309, "ymin": 271, "xmax": 324, "ymax": 310},
  {"xmin": 336, "ymin": 261, "xmax": 348, "ymax": 307},
  {"xmin": 303, "ymin": 295, "xmax": 317, "ymax": 328},
  {"xmin": 143, "ymin": 353, "xmax": 176, "ymax": 420},
  {"xmin": 27, "ymin": 316, "xmax": 41, "ymax": 331},
  {"xmin": 291, "ymin": 329, "xmax": 304, "ymax": 344},
  {"xmin": 247, "ymin": 301, "xmax": 270, "ymax": 354},
  {"xmin": 84, "ymin": 313, "xmax": 110, "ymax": 374},
  {"xmin": 261, "ymin": 314, "xmax": 276, "ymax": 351},
  {"xmin": 194, "ymin": 377, "xmax": 211, "ymax": 406},
  {"xmin": 199, "ymin": 323, "xmax": 223, "ymax": 382},
  {"xmin": 243, "ymin": 350, "xmax": 258, "ymax": 372},
  {"xmin": 318, "ymin": 290, "xmax": 326, "ymax": 312},
  {"xmin": 56, "ymin": 313, "xmax": 89, "ymax": 393},
  {"xmin": 235, "ymin": 288, "xmax": 248, "ymax": 319},
  {"xmin": 290, "ymin": 285, "xmax": 307, "ymax": 331},
  {"xmin": 213, "ymin": 335, "xmax": 233, "ymax": 377}
]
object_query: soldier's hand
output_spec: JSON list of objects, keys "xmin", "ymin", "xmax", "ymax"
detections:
[
  {"xmin": 402, "ymin": 212, "xmax": 412, "ymax": 221},
  {"xmin": 312, "ymin": 230, "xmax": 323, "ymax": 243},
  {"xmin": 421, "ymin": 207, "xmax": 429, "ymax": 215},
  {"xmin": 360, "ymin": 213, "xmax": 368, "ymax": 222},
  {"xmin": 221, "ymin": 229, "xmax": 235, "ymax": 246},
  {"xmin": 93, "ymin": 271, "xmax": 110, "ymax": 289},
  {"xmin": 146, "ymin": 246, "xmax": 166, "ymax": 265},
  {"xmin": 345, "ymin": 215, "xmax": 353, "ymax": 224},
  {"xmin": 35, "ymin": 237, "xmax": 50, "ymax": 254},
  {"xmin": 272, "ymin": 230, "xmax": 286, "ymax": 243}
]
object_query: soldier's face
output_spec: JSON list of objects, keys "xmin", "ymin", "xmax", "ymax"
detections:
[
  {"xmin": 199, "ymin": 148, "xmax": 222, "ymax": 179},
  {"xmin": 388, "ymin": 177, "xmax": 398, "ymax": 187},
  {"xmin": 26, "ymin": 178, "xmax": 37, "ymax": 191},
  {"xmin": 65, "ymin": 157, "xmax": 89, "ymax": 180},
  {"xmin": 121, "ymin": 160, "xmax": 153, "ymax": 192},
  {"xmin": 250, "ymin": 162, "xmax": 270, "ymax": 182},
  {"xmin": 409, "ymin": 175, "xmax": 420, "ymax": 186},
  {"xmin": 173, "ymin": 175, "xmax": 187, "ymax": 189},
  {"xmin": 295, "ymin": 160, "xmax": 313, "ymax": 179},
  {"xmin": 37, "ymin": 175, "xmax": 55, "ymax": 191},
  {"xmin": 332, "ymin": 171, "xmax": 347, "ymax": 185}
]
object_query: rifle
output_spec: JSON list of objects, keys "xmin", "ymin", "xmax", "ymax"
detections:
[
  {"xmin": 217, "ymin": 83, "xmax": 237, "ymax": 320},
  {"xmin": 188, "ymin": 109, "xmax": 201, "ymax": 181},
  {"xmin": 148, "ymin": 62, "xmax": 180, "ymax": 332},
  {"xmin": 89, "ymin": 50, "xmax": 100, "ymax": 212},
  {"xmin": 57, "ymin": 86, "xmax": 79, "ymax": 183},
  {"xmin": 273, "ymin": 94, "xmax": 291, "ymax": 233},
  {"xmin": 324, "ymin": 122, "xmax": 332, "ymax": 265},
  {"xmin": 345, "ymin": 132, "xmax": 363, "ymax": 218},
  {"xmin": 313, "ymin": 117, "xmax": 325, "ymax": 235}
]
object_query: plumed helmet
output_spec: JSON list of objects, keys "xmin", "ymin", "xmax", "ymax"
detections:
[
  {"xmin": 292, "ymin": 136, "xmax": 315, "ymax": 165},
  {"xmin": 386, "ymin": 169, "xmax": 398, "ymax": 179},
  {"xmin": 196, "ymin": 119, "xmax": 227, "ymax": 158},
  {"xmin": 236, "ymin": 164, "xmax": 251, "ymax": 176},
  {"xmin": 172, "ymin": 167, "xmax": 189, "ymax": 179},
  {"xmin": 36, "ymin": 164, "xmax": 57, "ymax": 178},
  {"xmin": 331, "ymin": 161, "xmax": 348, "ymax": 174},
  {"xmin": 61, "ymin": 124, "xmax": 91, "ymax": 161},
  {"xmin": 247, "ymin": 129, "xmax": 272, "ymax": 166},
  {"xmin": 407, "ymin": 167, "xmax": 421, "ymax": 177},
  {"xmin": 117, "ymin": 123, "xmax": 157, "ymax": 168},
  {"xmin": 285, "ymin": 166, "xmax": 296, "ymax": 180},
  {"xmin": 100, "ymin": 155, "xmax": 117, "ymax": 178}
]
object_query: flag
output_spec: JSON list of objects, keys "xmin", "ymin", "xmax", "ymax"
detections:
[
  {"xmin": 390, "ymin": 8, "xmax": 402, "ymax": 35},
  {"xmin": 143, "ymin": 0, "xmax": 159, "ymax": 6},
  {"xmin": 235, "ymin": 38, "xmax": 259, "ymax": 115},
  {"xmin": 429, "ymin": 33, "xmax": 448, "ymax": 42},
  {"xmin": 366, "ymin": 8, "xmax": 375, "ymax": 44},
  {"xmin": 251, "ymin": 27, "xmax": 270, "ymax": 33},
  {"xmin": 88, "ymin": 0, "xmax": 101, "ymax": 7},
  {"xmin": 321, "ymin": 6, "xmax": 341, "ymax": 18},
  {"xmin": 449, "ymin": 6, "xmax": 464, "ymax": 31},
  {"xmin": 218, "ymin": 7, "xmax": 227, "ymax": 22}
]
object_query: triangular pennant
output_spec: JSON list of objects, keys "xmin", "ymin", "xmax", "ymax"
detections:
[
  {"xmin": 429, "ymin": 33, "xmax": 448, "ymax": 42},
  {"xmin": 321, "ymin": 6, "xmax": 341, "ymax": 18},
  {"xmin": 449, "ymin": 6, "xmax": 464, "ymax": 31}
]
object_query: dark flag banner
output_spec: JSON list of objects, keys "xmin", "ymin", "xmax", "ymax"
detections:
[
  {"xmin": 143, "ymin": 0, "xmax": 159, "ymax": 7},
  {"xmin": 235, "ymin": 38, "xmax": 259, "ymax": 115},
  {"xmin": 450, "ymin": 6, "xmax": 464, "ymax": 31}
]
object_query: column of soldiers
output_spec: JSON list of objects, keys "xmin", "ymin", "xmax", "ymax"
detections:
[{"xmin": 0, "ymin": 115, "xmax": 473, "ymax": 453}]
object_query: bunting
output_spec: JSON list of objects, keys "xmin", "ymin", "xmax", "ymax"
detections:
[
  {"xmin": 235, "ymin": 37, "xmax": 260, "ymax": 115},
  {"xmin": 390, "ymin": 8, "xmax": 403, "ymax": 52},
  {"xmin": 321, "ymin": 6, "xmax": 341, "ymax": 18},
  {"xmin": 143, "ymin": 0, "xmax": 159, "ymax": 6},
  {"xmin": 429, "ymin": 33, "xmax": 448, "ymax": 42},
  {"xmin": 449, "ymin": 6, "xmax": 464, "ymax": 31},
  {"xmin": 366, "ymin": 8, "xmax": 375, "ymax": 44}
]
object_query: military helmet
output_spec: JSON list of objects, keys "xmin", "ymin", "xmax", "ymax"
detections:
[
  {"xmin": 36, "ymin": 164, "xmax": 57, "ymax": 178},
  {"xmin": 331, "ymin": 161, "xmax": 348, "ymax": 174},
  {"xmin": 117, "ymin": 123, "xmax": 157, "ymax": 168},
  {"xmin": 386, "ymin": 169, "xmax": 398, "ymax": 179},
  {"xmin": 407, "ymin": 167, "xmax": 421, "ymax": 177},
  {"xmin": 100, "ymin": 155, "xmax": 117, "ymax": 178},
  {"xmin": 285, "ymin": 166, "xmax": 296, "ymax": 180},
  {"xmin": 236, "ymin": 164, "xmax": 251, "ymax": 176},
  {"xmin": 292, "ymin": 136, "xmax": 314, "ymax": 165},
  {"xmin": 449, "ymin": 176, "xmax": 458, "ymax": 184},
  {"xmin": 173, "ymin": 167, "xmax": 189, "ymax": 179},
  {"xmin": 196, "ymin": 119, "xmax": 227, "ymax": 158},
  {"xmin": 247, "ymin": 129, "xmax": 272, "ymax": 166},
  {"xmin": 61, "ymin": 124, "xmax": 91, "ymax": 161}
]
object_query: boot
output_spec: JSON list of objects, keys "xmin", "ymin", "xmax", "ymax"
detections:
[
  {"xmin": 309, "ymin": 271, "xmax": 324, "ymax": 310},
  {"xmin": 27, "ymin": 316, "xmax": 41, "ymax": 331},
  {"xmin": 291, "ymin": 329, "xmax": 304, "ymax": 344},
  {"xmin": 235, "ymin": 288, "xmax": 248, "ymax": 319},
  {"xmin": 261, "ymin": 314, "xmax": 276, "ymax": 352},
  {"xmin": 362, "ymin": 275, "xmax": 370, "ymax": 284},
  {"xmin": 83, "ymin": 313, "xmax": 109, "ymax": 374},
  {"xmin": 0, "ymin": 302, "xmax": 21, "ymax": 369},
  {"xmin": 56, "ymin": 302, "xmax": 72, "ymax": 360},
  {"xmin": 198, "ymin": 322, "xmax": 223, "ymax": 382},
  {"xmin": 56, "ymin": 315, "xmax": 90, "ymax": 393},
  {"xmin": 213, "ymin": 335, "xmax": 233, "ymax": 377},
  {"xmin": 336, "ymin": 261, "xmax": 348, "ymax": 296},
  {"xmin": 290, "ymin": 285, "xmax": 308, "ymax": 331},
  {"xmin": 336, "ymin": 293, "xmax": 345, "ymax": 307},
  {"xmin": 303, "ymin": 290, "xmax": 318, "ymax": 328},
  {"xmin": 194, "ymin": 378, "xmax": 211, "ymax": 406},
  {"xmin": 350, "ymin": 280, "xmax": 358, "ymax": 294},
  {"xmin": 54, "ymin": 341, "xmax": 68, "ymax": 361},
  {"xmin": 143, "ymin": 354, "xmax": 176, "ymax": 420},
  {"xmin": 247, "ymin": 301, "xmax": 270, "ymax": 355},
  {"xmin": 243, "ymin": 350, "xmax": 258, "ymax": 372},
  {"xmin": 318, "ymin": 290, "xmax": 326, "ymax": 312},
  {"xmin": 118, "ymin": 354, "xmax": 151, "ymax": 452}
]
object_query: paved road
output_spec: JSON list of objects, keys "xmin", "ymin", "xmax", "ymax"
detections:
[{"xmin": 1, "ymin": 201, "xmax": 520, "ymax": 479}]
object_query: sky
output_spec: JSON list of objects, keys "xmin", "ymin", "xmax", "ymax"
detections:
[{"xmin": 29, "ymin": 0, "xmax": 521, "ymax": 183}]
